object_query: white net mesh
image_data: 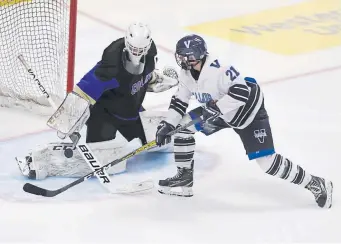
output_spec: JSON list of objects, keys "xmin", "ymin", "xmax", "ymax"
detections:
[{"xmin": 0, "ymin": 0, "xmax": 75, "ymax": 115}]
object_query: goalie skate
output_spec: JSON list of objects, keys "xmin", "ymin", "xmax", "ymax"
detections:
[
  {"xmin": 15, "ymin": 155, "xmax": 37, "ymax": 179},
  {"xmin": 158, "ymin": 162, "xmax": 194, "ymax": 197},
  {"xmin": 305, "ymin": 175, "xmax": 333, "ymax": 209}
]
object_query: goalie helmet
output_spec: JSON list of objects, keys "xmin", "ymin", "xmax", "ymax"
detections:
[
  {"xmin": 175, "ymin": 34, "xmax": 208, "ymax": 70},
  {"xmin": 124, "ymin": 22, "xmax": 152, "ymax": 66}
]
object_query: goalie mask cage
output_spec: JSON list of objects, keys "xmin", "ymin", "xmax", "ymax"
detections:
[{"xmin": 0, "ymin": 0, "xmax": 77, "ymax": 115}]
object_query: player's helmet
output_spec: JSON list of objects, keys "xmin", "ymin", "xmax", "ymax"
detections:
[
  {"xmin": 175, "ymin": 34, "xmax": 208, "ymax": 70},
  {"xmin": 124, "ymin": 22, "xmax": 152, "ymax": 65}
]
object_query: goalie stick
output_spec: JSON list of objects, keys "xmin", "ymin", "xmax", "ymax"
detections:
[
  {"xmin": 17, "ymin": 55, "xmax": 153, "ymax": 194},
  {"xmin": 22, "ymin": 116, "xmax": 203, "ymax": 197}
]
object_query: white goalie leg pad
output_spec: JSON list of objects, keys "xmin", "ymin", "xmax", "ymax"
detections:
[
  {"xmin": 16, "ymin": 154, "xmax": 48, "ymax": 180},
  {"xmin": 16, "ymin": 143, "xmax": 54, "ymax": 180},
  {"xmin": 86, "ymin": 138, "xmax": 142, "ymax": 175},
  {"xmin": 17, "ymin": 138, "xmax": 142, "ymax": 180},
  {"xmin": 140, "ymin": 110, "xmax": 174, "ymax": 152}
]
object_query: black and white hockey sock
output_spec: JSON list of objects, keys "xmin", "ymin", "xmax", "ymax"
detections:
[
  {"xmin": 256, "ymin": 153, "xmax": 312, "ymax": 187},
  {"xmin": 174, "ymin": 129, "xmax": 195, "ymax": 168}
]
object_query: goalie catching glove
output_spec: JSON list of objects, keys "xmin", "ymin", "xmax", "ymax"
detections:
[{"xmin": 147, "ymin": 66, "xmax": 179, "ymax": 93}]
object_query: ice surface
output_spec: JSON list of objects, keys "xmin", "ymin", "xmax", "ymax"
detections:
[{"xmin": 0, "ymin": 0, "xmax": 340, "ymax": 243}]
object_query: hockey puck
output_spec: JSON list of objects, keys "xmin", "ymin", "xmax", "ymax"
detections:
[{"xmin": 64, "ymin": 148, "xmax": 74, "ymax": 158}]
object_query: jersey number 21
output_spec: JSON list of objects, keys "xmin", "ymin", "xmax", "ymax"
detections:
[{"xmin": 210, "ymin": 59, "xmax": 240, "ymax": 81}]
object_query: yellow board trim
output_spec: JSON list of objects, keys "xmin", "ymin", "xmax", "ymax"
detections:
[
  {"xmin": 0, "ymin": 0, "xmax": 31, "ymax": 7},
  {"xmin": 185, "ymin": 0, "xmax": 341, "ymax": 55}
]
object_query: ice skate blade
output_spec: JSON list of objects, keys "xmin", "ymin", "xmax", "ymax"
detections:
[
  {"xmin": 158, "ymin": 186, "xmax": 193, "ymax": 197},
  {"xmin": 15, "ymin": 157, "xmax": 24, "ymax": 167},
  {"xmin": 323, "ymin": 181, "xmax": 333, "ymax": 209},
  {"xmin": 15, "ymin": 157, "xmax": 28, "ymax": 175},
  {"xmin": 113, "ymin": 180, "xmax": 154, "ymax": 194}
]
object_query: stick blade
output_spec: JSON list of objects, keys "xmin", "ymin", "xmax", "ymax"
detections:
[
  {"xmin": 112, "ymin": 180, "xmax": 154, "ymax": 194},
  {"xmin": 23, "ymin": 183, "xmax": 57, "ymax": 197}
]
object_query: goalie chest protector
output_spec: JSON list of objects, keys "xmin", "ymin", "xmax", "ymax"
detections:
[{"xmin": 88, "ymin": 38, "xmax": 157, "ymax": 120}]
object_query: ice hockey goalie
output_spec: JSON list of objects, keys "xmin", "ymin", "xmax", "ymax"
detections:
[{"xmin": 15, "ymin": 22, "xmax": 178, "ymax": 180}]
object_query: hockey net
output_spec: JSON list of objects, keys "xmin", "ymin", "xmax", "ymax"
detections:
[{"xmin": 0, "ymin": 0, "xmax": 77, "ymax": 115}]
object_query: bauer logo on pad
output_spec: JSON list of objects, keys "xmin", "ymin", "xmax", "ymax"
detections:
[{"xmin": 185, "ymin": 0, "xmax": 341, "ymax": 55}]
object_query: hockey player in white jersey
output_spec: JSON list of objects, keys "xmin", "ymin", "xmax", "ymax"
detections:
[{"xmin": 155, "ymin": 34, "xmax": 333, "ymax": 208}]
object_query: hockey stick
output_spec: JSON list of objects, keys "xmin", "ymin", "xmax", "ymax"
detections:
[
  {"xmin": 17, "ymin": 55, "xmax": 152, "ymax": 194},
  {"xmin": 22, "ymin": 116, "xmax": 203, "ymax": 197}
]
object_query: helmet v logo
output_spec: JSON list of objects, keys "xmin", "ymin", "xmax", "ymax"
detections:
[{"xmin": 184, "ymin": 40, "xmax": 191, "ymax": 48}]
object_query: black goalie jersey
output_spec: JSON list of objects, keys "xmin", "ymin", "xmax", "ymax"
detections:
[{"xmin": 74, "ymin": 37, "xmax": 157, "ymax": 120}]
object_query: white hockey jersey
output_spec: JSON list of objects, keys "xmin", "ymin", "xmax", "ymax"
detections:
[{"xmin": 166, "ymin": 55, "xmax": 264, "ymax": 129}]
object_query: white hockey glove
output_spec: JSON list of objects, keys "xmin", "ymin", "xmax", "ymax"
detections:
[
  {"xmin": 202, "ymin": 100, "xmax": 222, "ymax": 122},
  {"xmin": 147, "ymin": 66, "xmax": 179, "ymax": 93},
  {"xmin": 201, "ymin": 101, "xmax": 230, "ymax": 135},
  {"xmin": 47, "ymin": 91, "xmax": 90, "ymax": 140}
]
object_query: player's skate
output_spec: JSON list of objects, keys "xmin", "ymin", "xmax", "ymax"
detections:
[
  {"xmin": 305, "ymin": 175, "xmax": 333, "ymax": 208},
  {"xmin": 158, "ymin": 161, "xmax": 194, "ymax": 197}
]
